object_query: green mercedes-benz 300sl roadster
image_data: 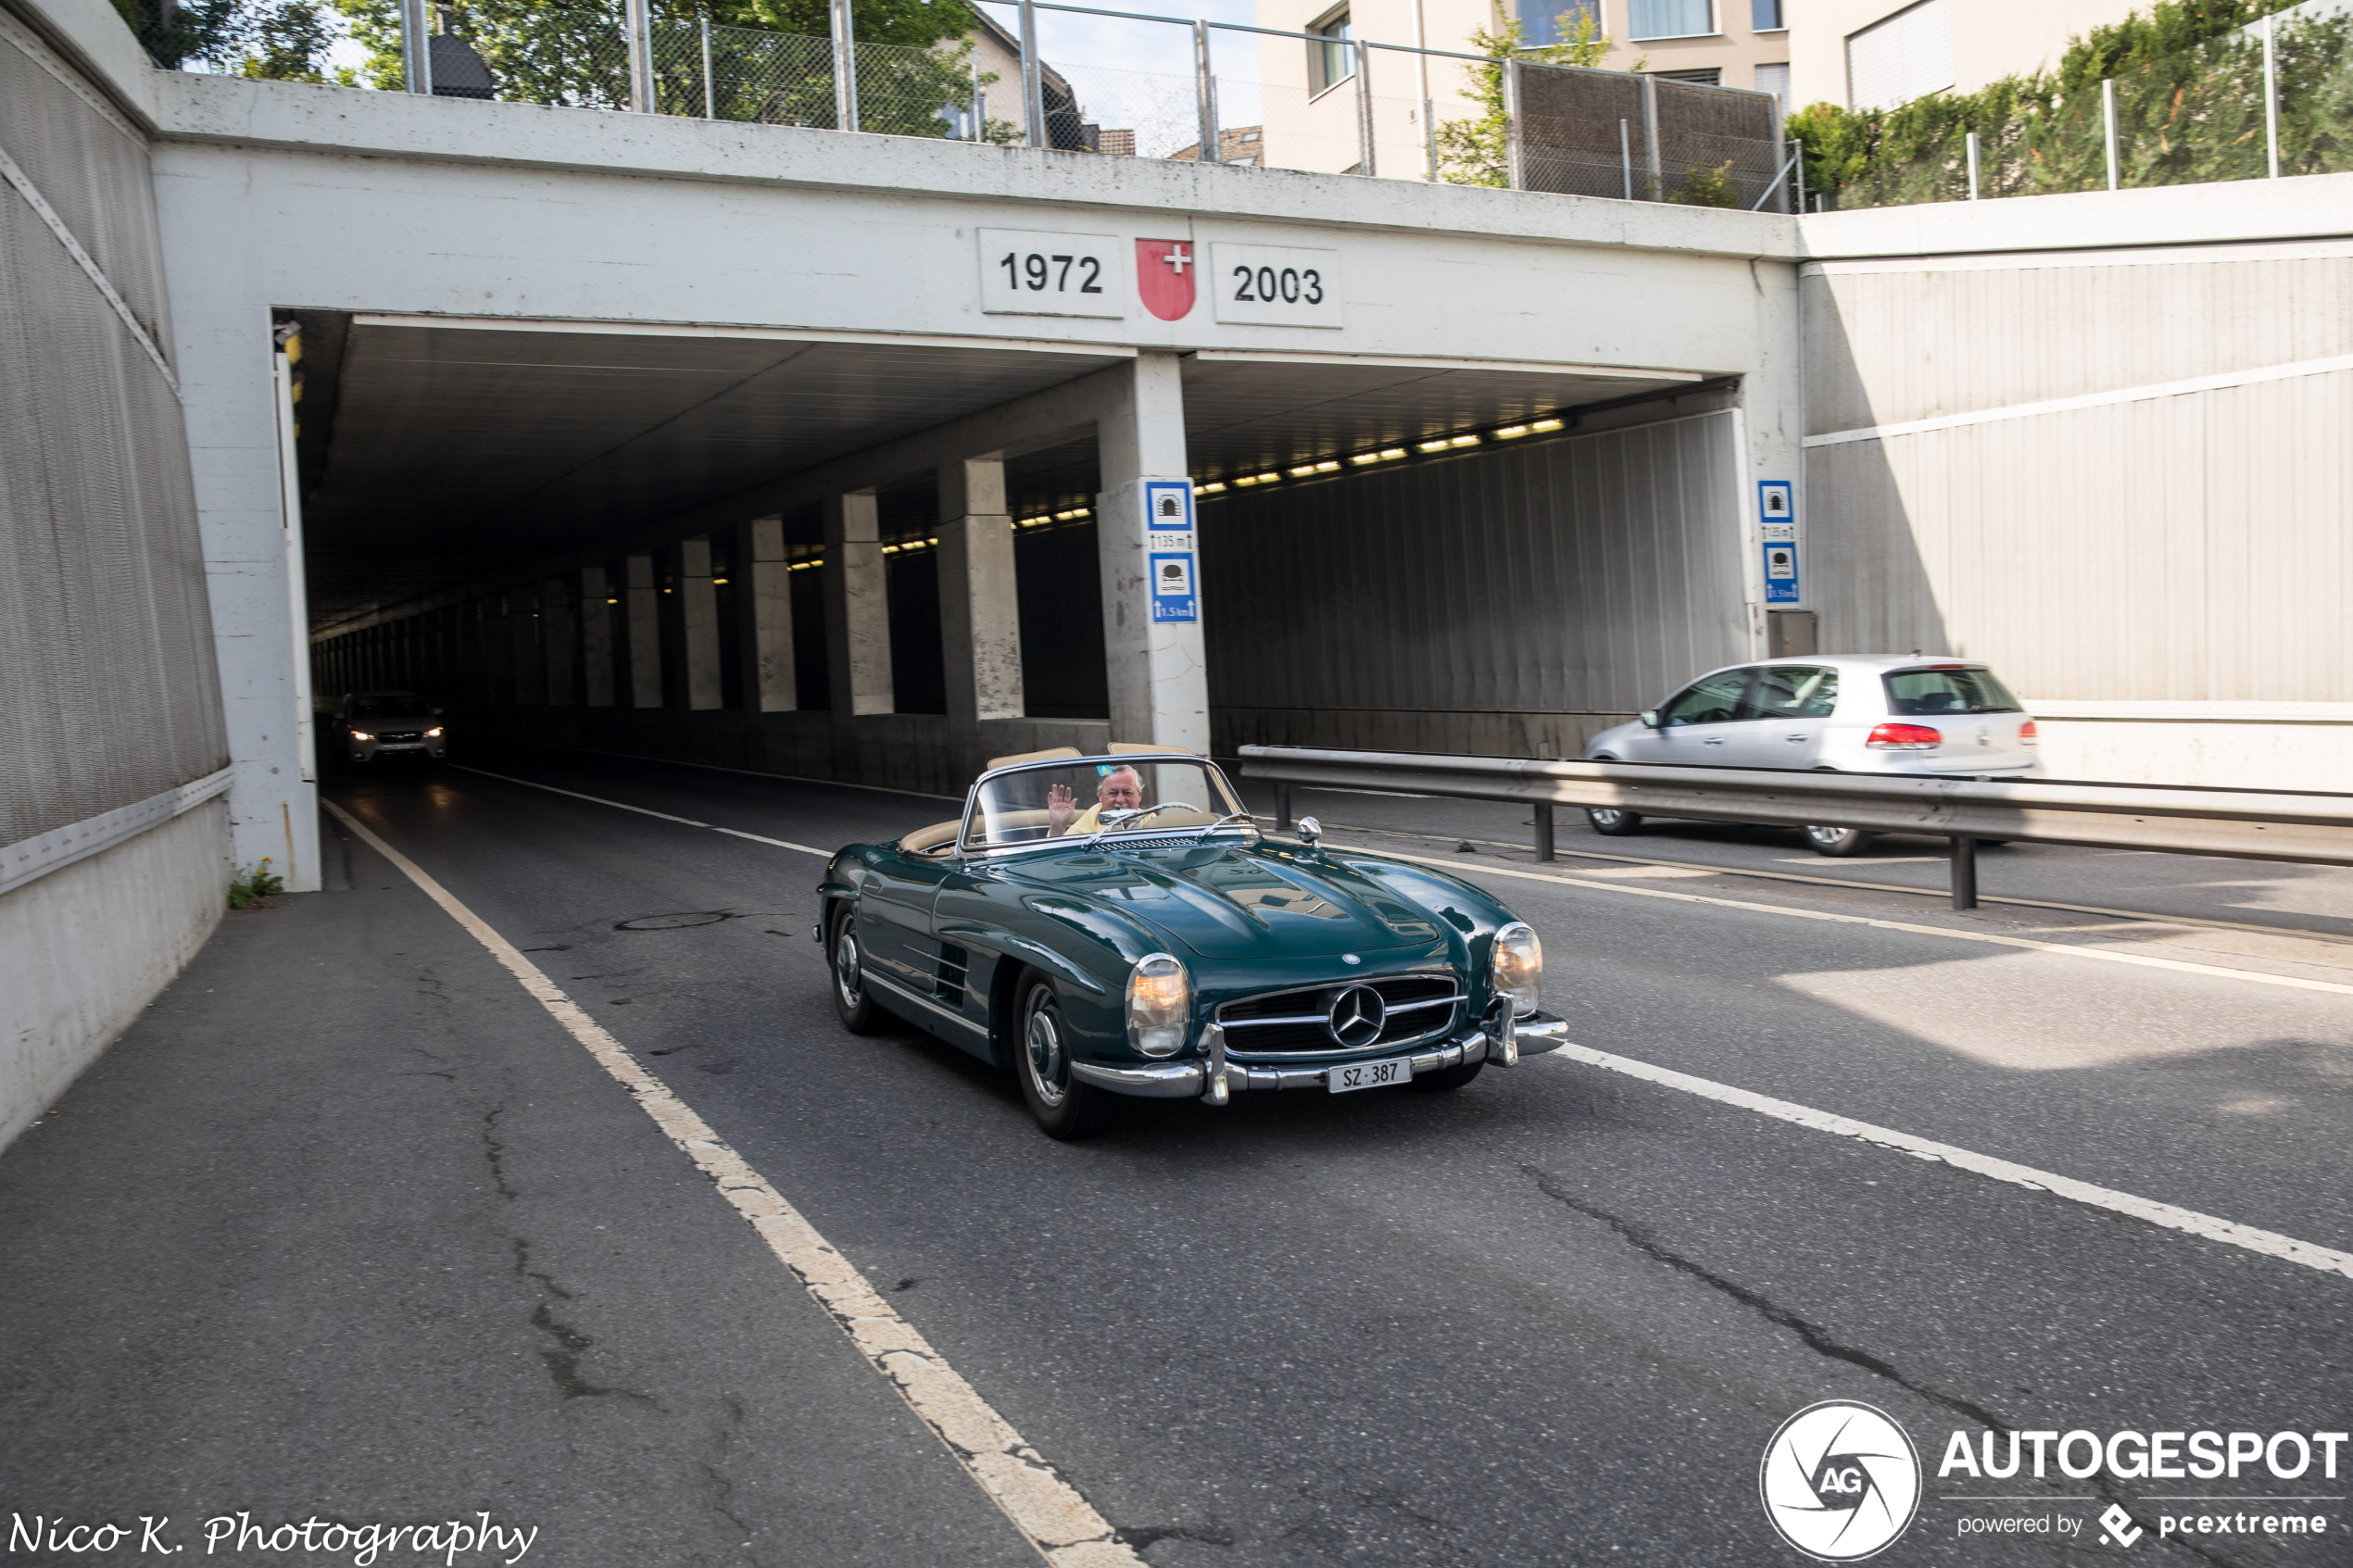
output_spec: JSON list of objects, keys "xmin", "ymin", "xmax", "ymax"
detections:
[{"xmin": 814, "ymin": 747, "xmax": 1567, "ymax": 1138}]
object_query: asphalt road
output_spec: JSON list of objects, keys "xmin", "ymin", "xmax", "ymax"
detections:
[{"xmin": 10, "ymin": 744, "xmax": 2349, "ymax": 1568}]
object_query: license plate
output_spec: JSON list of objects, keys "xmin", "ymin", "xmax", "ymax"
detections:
[
  {"xmin": 378, "ymin": 742, "xmax": 423, "ymax": 750},
  {"xmin": 1327, "ymin": 1056, "xmax": 1413, "ymax": 1094}
]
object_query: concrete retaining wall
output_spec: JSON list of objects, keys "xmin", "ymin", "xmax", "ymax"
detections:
[{"xmin": 0, "ymin": 803, "xmax": 227, "ymax": 1151}]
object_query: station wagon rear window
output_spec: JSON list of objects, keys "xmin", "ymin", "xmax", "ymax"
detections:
[{"xmin": 1882, "ymin": 667, "xmax": 2021, "ymax": 716}]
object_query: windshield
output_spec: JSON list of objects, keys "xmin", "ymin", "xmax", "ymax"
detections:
[
  {"xmin": 963, "ymin": 759, "xmax": 1251, "ymax": 852},
  {"xmin": 1882, "ymin": 667, "xmax": 2021, "ymax": 716},
  {"xmin": 350, "ymin": 695, "xmax": 433, "ymax": 719}
]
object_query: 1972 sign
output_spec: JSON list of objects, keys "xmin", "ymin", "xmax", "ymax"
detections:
[{"xmin": 976, "ymin": 229, "xmax": 1123, "ymax": 320}]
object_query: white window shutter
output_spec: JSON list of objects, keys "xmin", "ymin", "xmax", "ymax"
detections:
[{"xmin": 1845, "ymin": 0, "xmax": 1955, "ymax": 111}]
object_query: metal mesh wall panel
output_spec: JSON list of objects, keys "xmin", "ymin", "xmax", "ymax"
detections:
[
  {"xmin": 0, "ymin": 15, "xmax": 173, "ymax": 349},
  {"xmin": 1651, "ymin": 78, "xmax": 1781, "ymax": 209},
  {"xmin": 1199, "ymin": 413, "xmax": 1747, "ymax": 720},
  {"xmin": 0, "ymin": 30, "xmax": 224, "ymax": 847},
  {"xmin": 1514, "ymin": 65, "xmax": 1650, "ymax": 200}
]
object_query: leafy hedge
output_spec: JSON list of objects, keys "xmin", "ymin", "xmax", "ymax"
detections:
[{"xmin": 1790, "ymin": 0, "xmax": 2353, "ymax": 207}]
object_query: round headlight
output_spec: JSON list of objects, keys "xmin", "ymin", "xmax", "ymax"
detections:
[
  {"xmin": 1490, "ymin": 922, "xmax": 1541, "ymax": 1018},
  {"xmin": 1126, "ymin": 952, "xmax": 1191, "ymax": 1059}
]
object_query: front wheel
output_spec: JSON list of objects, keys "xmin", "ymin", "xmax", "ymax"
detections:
[
  {"xmin": 1013, "ymin": 975, "xmax": 1116, "ymax": 1140},
  {"xmin": 829, "ymin": 907, "xmax": 886, "ymax": 1035},
  {"xmin": 1804, "ymin": 824, "xmax": 1874, "ymax": 857},
  {"xmin": 1586, "ymin": 808, "xmax": 1643, "ymax": 836}
]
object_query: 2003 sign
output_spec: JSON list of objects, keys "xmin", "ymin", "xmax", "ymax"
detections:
[{"xmin": 1211, "ymin": 243, "xmax": 1344, "ymax": 328}]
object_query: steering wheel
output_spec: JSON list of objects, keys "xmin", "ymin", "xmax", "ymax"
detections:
[{"xmin": 1098, "ymin": 802, "xmax": 1202, "ymax": 828}]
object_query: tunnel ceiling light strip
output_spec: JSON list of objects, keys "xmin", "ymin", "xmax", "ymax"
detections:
[{"xmin": 1196, "ymin": 410, "xmax": 1579, "ymax": 494}]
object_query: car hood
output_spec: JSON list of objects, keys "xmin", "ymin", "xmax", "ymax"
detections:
[{"xmin": 1002, "ymin": 841, "xmax": 1451, "ymax": 960}]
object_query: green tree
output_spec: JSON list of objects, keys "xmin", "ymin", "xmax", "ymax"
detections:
[
  {"xmin": 333, "ymin": 0, "xmax": 982, "ymax": 132},
  {"xmin": 239, "ymin": 0, "xmax": 335, "ymax": 78},
  {"xmin": 1434, "ymin": 6, "xmax": 1622, "ymax": 187}
]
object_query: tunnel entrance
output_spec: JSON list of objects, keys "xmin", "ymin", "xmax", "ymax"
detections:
[{"xmin": 296, "ymin": 311, "xmax": 1731, "ymax": 790}]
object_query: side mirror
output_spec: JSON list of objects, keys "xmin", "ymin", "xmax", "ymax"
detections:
[
  {"xmin": 1640, "ymin": 709, "xmax": 1661, "ymax": 729},
  {"xmin": 1296, "ymin": 816, "xmax": 1323, "ymax": 847}
]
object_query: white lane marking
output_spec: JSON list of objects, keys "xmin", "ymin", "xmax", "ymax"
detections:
[
  {"xmin": 455, "ymin": 766, "xmax": 830, "ymax": 856},
  {"xmin": 1540, "ymin": 1040, "xmax": 2353, "ymax": 1283},
  {"xmin": 713, "ymin": 826, "xmax": 831, "ymax": 857},
  {"xmin": 321, "ymin": 800, "xmax": 1140, "ymax": 1568},
  {"xmin": 1346, "ymin": 842, "xmax": 2353, "ymax": 997}
]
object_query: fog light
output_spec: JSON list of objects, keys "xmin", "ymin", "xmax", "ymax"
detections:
[
  {"xmin": 1490, "ymin": 922, "xmax": 1541, "ymax": 1018},
  {"xmin": 1126, "ymin": 952, "xmax": 1190, "ymax": 1059}
]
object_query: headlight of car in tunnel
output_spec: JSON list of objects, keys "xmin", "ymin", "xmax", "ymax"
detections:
[
  {"xmin": 1491, "ymin": 922, "xmax": 1542, "ymax": 1018},
  {"xmin": 1126, "ymin": 952, "xmax": 1191, "ymax": 1059},
  {"xmin": 425, "ymin": 727, "xmax": 444, "ymax": 737},
  {"xmin": 349, "ymin": 731, "xmax": 373, "ymax": 742}
]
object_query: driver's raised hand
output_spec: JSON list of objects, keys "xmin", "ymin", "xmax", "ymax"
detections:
[{"xmin": 1048, "ymin": 783, "xmax": 1076, "ymax": 834}]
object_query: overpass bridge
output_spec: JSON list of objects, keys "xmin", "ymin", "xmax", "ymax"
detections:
[{"xmin": 4, "ymin": 0, "xmax": 2350, "ymax": 1141}]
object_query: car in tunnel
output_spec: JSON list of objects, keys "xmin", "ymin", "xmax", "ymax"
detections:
[
  {"xmin": 1579, "ymin": 656, "xmax": 2039, "ymax": 856},
  {"xmin": 817, "ymin": 748, "xmax": 1567, "ymax": 1138},
  {"xmin": 324, "ymin": 691, "xmax": 448, "ymax": 766}
]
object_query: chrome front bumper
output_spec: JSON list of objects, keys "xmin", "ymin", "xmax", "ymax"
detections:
[{"xmin": 1069, "ymin": 1012, "xmax": 1570, "ymax": 1102}]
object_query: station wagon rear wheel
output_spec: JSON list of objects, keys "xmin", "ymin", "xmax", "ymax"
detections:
[
  {"xmin": 1014, "ymin": 974, "xmax": 1116, "ymax": 1141},
  {"xmin": 1804, "ymin": 824, "xmax": 1874, "ymax": 857},
  {"xmin": 829, "ymin": 907, "xmax": 885, "ymax": 1035},
  {"xmin": 1585, "ymin": 808, "xmax": 1642, "ymax": 836}
]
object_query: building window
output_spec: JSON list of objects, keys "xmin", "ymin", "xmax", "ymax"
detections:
[
  {"xmin": 1629, "ymin": 0, "xmax": 1714, "ymax": 40},
  {"xmin": 1520, "ymin": 0, "xmax": 1598, "ymax": 47},
  {"xmin": 1751, "ymin": 0, "xmax": 1784, "ymax": 30},
  {"xmin": 1308, "ymin": 6, "xmax": 1354, "ymax": 95},
  {"xmin": 1654, "ymin": 67, "xmax": 1722, "ymax": 85},
  {"xmin": 1754, "ymin": 61, "xmax": 1790, "ymax": 108},
  {"xmin": 1845, "ymin": 0, "xmax": 1954, "ymax": 109}
]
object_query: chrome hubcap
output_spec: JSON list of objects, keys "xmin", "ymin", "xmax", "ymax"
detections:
[
  {"xmin": 1025, "ymin": 999, "xmax": 1067, "ymax": 1108},
  {"xmin": 1590, "ymin": 809, "xmax": 1625, "ymax": 826},
  {"xmin": 835, "ymin": 925, "xmax": 863, "ymax": 1008},
  {"xmin": 1806, "ymin": 825, "xmax": 1842, "ymax": 844}
]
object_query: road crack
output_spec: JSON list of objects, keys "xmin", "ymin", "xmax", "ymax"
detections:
[{"xmin": 1523, "ymin": 1166, "xmax": 2241, "ymax": 1566}]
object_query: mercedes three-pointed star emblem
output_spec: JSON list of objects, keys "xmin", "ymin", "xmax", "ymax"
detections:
[{"xmin": 1326, "ymin": 985, "xmax": 1387, "ymax": 1048}]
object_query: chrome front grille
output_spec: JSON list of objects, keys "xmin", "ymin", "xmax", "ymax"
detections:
[{"xmin": 1216, "ymin": 974, "xmax": 1462, "ymax": 1059}]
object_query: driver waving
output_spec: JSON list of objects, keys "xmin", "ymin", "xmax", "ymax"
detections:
[{"xmin": 1049, "ymin": 765, "xmax": 1143, "ymax": 836}]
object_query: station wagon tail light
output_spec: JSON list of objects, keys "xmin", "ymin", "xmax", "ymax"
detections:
[
  {"xmin": 1126, "ymin": 953, "xmax": 1190, "ymax": 1059},
  {"xmin": 1491, "ymin": 922, "xmax": 1541, "ymax": 1018},
  {"xmin": 1865, "ymin": 722, "xmax": 1943, "ymax": 749},
  {"xmin": 2018, "ymin": 719, "xmax": 2038, "ymax": 745}
]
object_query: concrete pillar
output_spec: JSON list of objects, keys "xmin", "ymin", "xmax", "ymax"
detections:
[
  {"xmin": 937, "ymin": 456, "xmax": 1024, "ymax": 725},
  {"xmin": 623, "ymin": 553, "xmax": 662, "ymax": 708},
  {"xmin": 678, "ymin": 537, "xmax": 724, "ymax": 711},
  {"xmin": 580, "ymin": 565, "xmax": 615, "ymax": 707},
  {"xmin": 824, "ymin": 490, "xmax": 894, "ymax": 716},
  {"xmin": 738, "ymin": 516, "xmax": 795, "ymax": 711},
  {"xmin": 1094, "ymin": 351, "xmax": 1206, "ymax": 752},
  {"xmin": 541, "ymin": 575, "xmax": 576, "ymax": 706},
  {"xmin": 510, "ymin": 590, "xmax": 542, "ymax": 705}
]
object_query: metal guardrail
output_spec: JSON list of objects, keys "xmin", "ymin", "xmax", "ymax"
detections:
[{"xmin": 1237, "ymin": 745, "xmax": 2353, "ymax": 909}]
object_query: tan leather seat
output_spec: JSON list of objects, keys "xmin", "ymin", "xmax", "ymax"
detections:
[
  {"xmin": 899, "ymin": 820, "xmax": 963, "ymax": 855},
  {"xmin": 986, "ymin": 745, "xmax": 1083, "ymax": 771}
]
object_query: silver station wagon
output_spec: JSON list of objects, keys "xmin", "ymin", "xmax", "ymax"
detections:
[{"xmin": 1579, "ymin": 656, "xmax": 2039, "ymax": 856}]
